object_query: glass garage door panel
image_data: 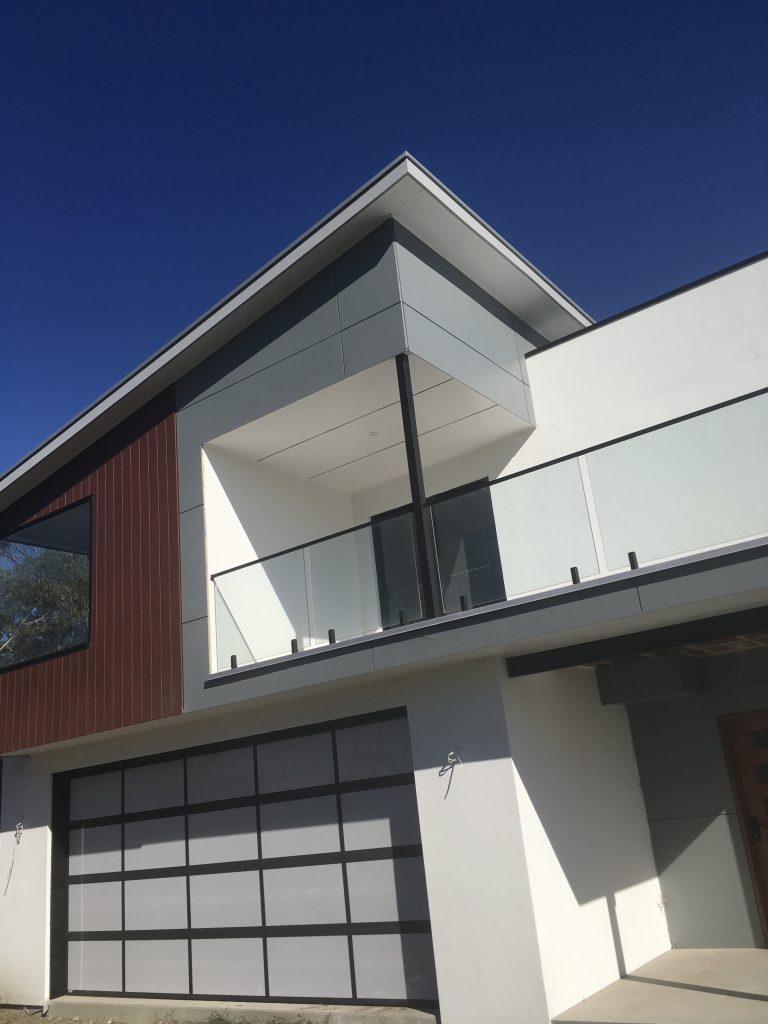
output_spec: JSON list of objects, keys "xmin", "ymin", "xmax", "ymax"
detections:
[{"xmin": 58, "ymin": 712, "xmax": 437, "ymax": 1010}]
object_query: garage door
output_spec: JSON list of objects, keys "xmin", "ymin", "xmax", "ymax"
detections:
[{"xmin": 51, "ymin": 710, "xmax": 437, "ymax": 1011}]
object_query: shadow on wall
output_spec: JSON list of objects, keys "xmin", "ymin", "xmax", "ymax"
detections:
[{"xmin": 504, "ymin": 667, "xmax": 671, "ymax": 981}]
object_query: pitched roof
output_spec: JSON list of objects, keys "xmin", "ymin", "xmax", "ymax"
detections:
[{"xmin": 0, "ymin": 153, "xmax": 591, "ymax": 512}]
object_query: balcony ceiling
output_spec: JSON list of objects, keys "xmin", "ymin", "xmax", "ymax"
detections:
[{"xmin": 205, "ymin": 356, "xmax": 528, "ymax": 495}]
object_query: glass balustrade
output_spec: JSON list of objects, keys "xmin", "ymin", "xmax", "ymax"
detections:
[
  {"xmin": 212, "ymin": 511, "xmax": 422, "ymax": 672},
  {"xmin": 212, "ymin": 391, "xmax": 768, "ymax": 672}
]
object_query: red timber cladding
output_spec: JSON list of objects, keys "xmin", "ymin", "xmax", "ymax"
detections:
[{"xmin": 0, "ymin": 388, "xmax": 183, "ymax": 753}]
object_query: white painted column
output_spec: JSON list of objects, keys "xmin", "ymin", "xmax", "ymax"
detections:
[
  {"xmin": 0, "ymin": 755, "xmax": 52, "ymax": 1005},
  {"xmin": 406, "ymin": 659, "xmax": 550, "ymax": 1024}
]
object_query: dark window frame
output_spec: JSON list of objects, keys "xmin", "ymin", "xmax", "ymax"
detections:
[{"xmin": 0, "ymin": 496, "xmax": 93, "ymax": 674}]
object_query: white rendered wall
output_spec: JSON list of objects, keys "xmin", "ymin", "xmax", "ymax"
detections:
[
  {"xmin": 0, "ymin": 658, "xmax": 554, "ymax": 1023},
  {"xmin": 516, "ymin": 258, "xmax": 768, "ymax": 472},
  {"xmin": 504, "ymin": 668, "xmax": 670, "ymax": 1019},
  {"xmin": 203, "ymin": 447, "xmax": 384, "ymax": 667},
  {"xmin": 0, "ymin": 755, "xmax": 52, "ymax": 1005}
]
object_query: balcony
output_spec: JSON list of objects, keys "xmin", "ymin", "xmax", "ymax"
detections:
[{"xmin": 205, "ymin": 362, "xmax": 768, "ymax": 674}]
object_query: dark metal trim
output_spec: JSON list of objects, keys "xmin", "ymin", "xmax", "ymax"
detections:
[
  {"xmin": 68, "ymin": 921, "xmax": 431, "ymax": 941},
  {"xmin": 395, "ymin": 353, "xmax": 442, "ymax": 619},
  {"xmin": 50, "ymin": 773, "xmax": 70, "ymax": 998}
]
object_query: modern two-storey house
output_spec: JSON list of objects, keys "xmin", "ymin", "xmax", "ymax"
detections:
[{"xmin": 2, "ymin": 155, "xmax": 768, "ymax": 1024}]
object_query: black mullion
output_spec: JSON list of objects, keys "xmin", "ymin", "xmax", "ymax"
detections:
[
  {"xmin": 62, "ymin": 707, "xmax": 407, "ymax": 782},
  {"xmin": 183, "ymin": 759, "xmax": 192, "ymax": 997},
  {"xmin": 253, "ymin": 741, "xmax": 269, "ymax": 998},
  {"xmin": 68, "ymin": 842, "xmax": 425, "ymax": 885},
  {"xmin": 67, "ymin": 770, "xmax": 416, "ymax": 830},
  {"xmin": 330, "ymin": 728, "xmax": 356, "ymax": 1000},
  {"xmin": 120, "ymin": 769, "xmax": 125, "ymax": 994},
  {"xmin": 67, "ymin": 921, "xmax": 432, "ymax": 941}
]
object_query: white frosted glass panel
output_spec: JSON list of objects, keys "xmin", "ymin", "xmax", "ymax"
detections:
[
  {"xmin": 188, "ymin": 806, "xmax": 259, "ymax": 865},
  {"xmin": 186, "ymin": 746, "xmax": 255, "ymax": 804},
  {"xmin": 192, "ymin": 938, "xmax": 265, "ymax": 996},
  {"xmin": 125, "ymin": 939, "xmax": 189, "ymax": 994},
  {"xmin": 347, "ymin": 857, "xmax": 429, "ymax": 922},
  {"xmin": 124, "ymin": 816, "xmax": 185, "ymax": 870},
  {"xmin": 353, "ymin": 933, "xmax": 437, "ymax": 1000},
  {"xmin": 267, "ymin": 936, "xmax": 351, "ymax": 998},
  {"xmin": 342, "ymin": 786, "xmax": 421, "ymax": 850},
  {"xmin": 214, "ymin": 550, "xmax": 309, "ymax": 668},
  {"xmin": 257, "ymin": 731, "xmax": 335, "ymax": 793},
  {"xmin": 69, "ymin": 825, "xmax": 121, "ymax": 875},
  {"xmin": 214, "ymin": 585, "xmax": 256, "ymax": 672},
  {"xmin": 587, "ymin": 393, "xmax": 768, "ymax": 570},
  {"xmin": 490, "ymin": 459, "xmax": 598, "ymax": 596},
  {"xmin": 263, "ymin": 864, "xmax": 346, "ymax": 925},
  {"xmin": 189, "ymin": 871, "xmax": 261, "ymax": 927},
  {"xmin": 70, "ymin": 771, "xmax": 121, "ymax": 821},
  {"xmin": 68, "ymin": 882, "xmax": 122, "ymax": 931},
  {"xmin": 125, "ymin": 876, "xmax": 187, "ymax": 930},
  {"xmin": 336, "ymin": 717, "xmax": 412, "ymax": 781},
  {"xmin": 306, "ymin": 528, "xmax": 382, "ymax": 644},
  {"xmin": 68, "ymin": 941, "xmax": 122, "ymax": 992},
  {"xmin": 124, "ymin": 760, "xmax": 184, "ymax": 813},
  {"xmin": 260, "ymin": 795, "xmax": 339, "ymax": 858}
]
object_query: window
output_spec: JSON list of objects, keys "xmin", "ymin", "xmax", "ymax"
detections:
[{"xmin": 0, "ymin": 499, "xmax": 92, "ymax": 670}]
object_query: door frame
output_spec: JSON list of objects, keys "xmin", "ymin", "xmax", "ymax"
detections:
[{"xmin": 720, "ymin": 710, "xmax": 768, "ymax": 945}]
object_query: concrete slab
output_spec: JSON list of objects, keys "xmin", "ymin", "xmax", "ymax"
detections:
[
  {"xmin": 555, "ymin": 948, "xmax": 768, "ymax": 1023},
  {"xmin": 48, "ymin": 996, "xmax": 435, "ymax": 1024}
]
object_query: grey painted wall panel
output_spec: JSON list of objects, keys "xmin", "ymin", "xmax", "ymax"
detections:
[
  {"xmin": 340, "ymin": 303, "xmax": 407, "ymax": 378},
  {"xmin": 628, "ymin": 695, "xmax": 736, "ymax": 821},
  {"xmin": 182, "ymin": 617, "xmax": 210, "ymax": 697},
  {"xmin": 650, "ymin": 814, "xmax": 763, "ymax": 948},
  {"xmin": 402, "ymin": 304, "xmax": 531, "ymax": 422},
  {"xmin": 176, "ymin": 266, "xmax": 341, "ymax": 410},
  {"xmin": 334, "ymin": 221, "xmax": 400, "ymax": 330},
  {"xmin": 179, "ymin": 505, "xmax": 208, "ymax": 623},
  {"xmin": 638, "ymin": 554, "xmax": 768, "ymax": 614}
]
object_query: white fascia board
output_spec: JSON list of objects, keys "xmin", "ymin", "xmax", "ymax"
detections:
[
  {"xmin": 402, "ymin": 158, "xmax": 592, "ymax": 333},
  {"xmin": 0, "ymin": 153, "xmax": 589, "ymax": 512}
]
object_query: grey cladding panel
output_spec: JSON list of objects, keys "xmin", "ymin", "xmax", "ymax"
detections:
[
  {"xmin": 402, "ymin": 305, "xmax": 531, "ymax": 423},
  {"xmin": 341, "ymin": 303, "xmax": 407, "ymax": 378},
  {"xmin": 176, "ymin": 266, "xmax": 340, "ymax": 409},
  {"xmin": 394, "ymin": 222, "xmax": 527, "ymax": 380},
  {"xmin": 334, "ymin": 221, "xmax": 399, "ymax": 330}
]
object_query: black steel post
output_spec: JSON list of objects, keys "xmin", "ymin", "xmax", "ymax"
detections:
[{"xmin": 395, "ymin": 353, "xmax": 443, "ymax": 619}]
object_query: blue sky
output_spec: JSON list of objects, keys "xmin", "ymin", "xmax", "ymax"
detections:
[{"xmin": 1, "ymin": 1, "xmax": 766, "ymax": 473}]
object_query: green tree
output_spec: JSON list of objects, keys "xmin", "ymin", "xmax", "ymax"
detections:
[{"xmin": 0, "ymin": 541, "xmax": 89, "ymax": 668}]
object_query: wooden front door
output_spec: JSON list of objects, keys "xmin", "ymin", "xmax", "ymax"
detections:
[{"xmin": 721, "ymin": 711, "xmax": 768, "ymax": 942}]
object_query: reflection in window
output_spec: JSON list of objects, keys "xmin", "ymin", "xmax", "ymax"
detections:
[{"xmin": 0, "ymin": 500, "xmax": 91, "ymax": 670}]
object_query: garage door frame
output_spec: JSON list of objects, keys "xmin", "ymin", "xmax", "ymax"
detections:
[{"xmin": 50, "ymin": 707, "xmax": 437, "ymax": 1012}]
